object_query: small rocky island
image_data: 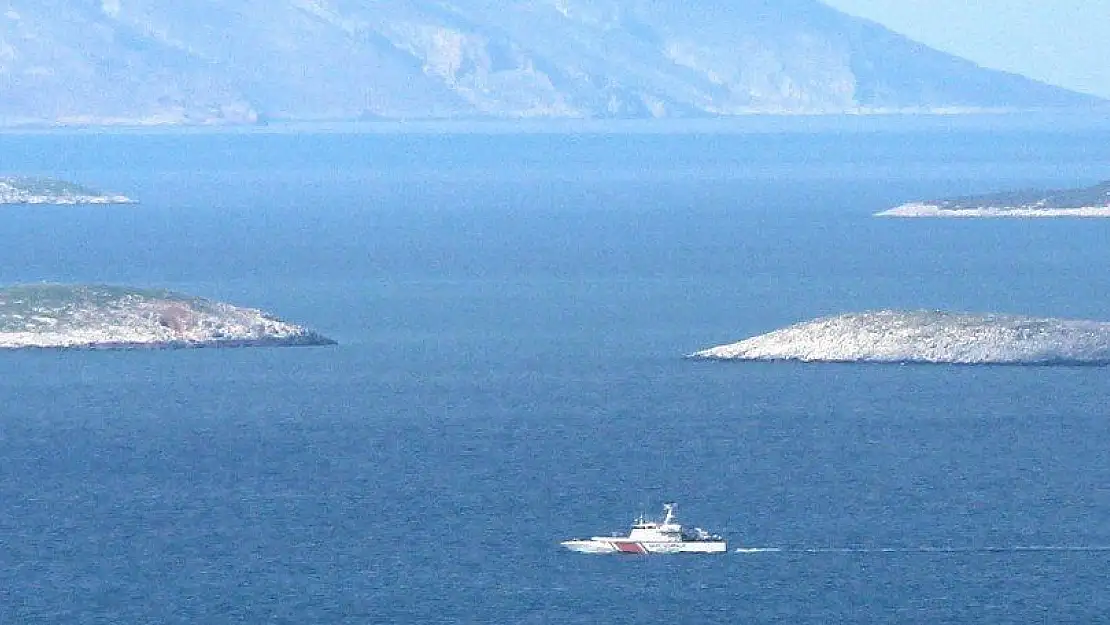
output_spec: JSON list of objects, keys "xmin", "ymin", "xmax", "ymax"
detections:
[
  {"xmin": 0, "ymin": 176, "xmax": 135, "ymax": 204},
  {"xmin": 876, "ymin": 180, "xmax": 1110, "ymax": 218},
  {"xmin": 690, "ymin": 310, "xmax": 1110, "ymax": 365},
  {"xmin": 0, "ymin": 284, "xmax": 335, "ymax": 350}
]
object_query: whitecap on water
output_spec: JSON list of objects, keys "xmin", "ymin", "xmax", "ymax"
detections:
[{"xmin": 689, "ymin": 310, "xmax": 1110, "ymax": 365}]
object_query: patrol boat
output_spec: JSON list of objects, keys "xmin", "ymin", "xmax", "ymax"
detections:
[{"xmin": 561, "ymin": 503, "xmax": 726, "ymax": 554}]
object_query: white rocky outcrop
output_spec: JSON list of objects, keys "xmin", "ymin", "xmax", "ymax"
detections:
[
  {"xmin": 0, "ymin": 177, "xmax": 135, "ymax": 205},
  {"xmin": 690, "ymin": 310, "xmax": 1110, "ymax": 365},
  {"xmin": 0, "ymin": 285, "xmax": 333, "ymax": 349},
  {"xmin": 875, "ymin": 180, "xmax": 1110, "ymax": 218},
  {"xmin": 876, "ymin": 203, "xmax": 1110, "ymax": 218}
]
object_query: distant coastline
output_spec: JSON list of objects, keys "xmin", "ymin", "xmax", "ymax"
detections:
[
  {"xmin": 0, "ymin": 177, "xmax": 135, "ymax": 205},
  {"xmin": 876, "ymin": 180, "xmax": 1110, "ymax": 218},
  {"xmin": 3, "ymin": 111, "xmax": 1110, "ymax": 137},
  {"xmin": 876, "ymin": 203, "xmax": 1110, "ymax": 218}
]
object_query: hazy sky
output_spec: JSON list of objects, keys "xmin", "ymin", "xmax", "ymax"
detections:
[{"xmin": 821, "ymin": 0, "xmax": 1110, "ymax": 99}]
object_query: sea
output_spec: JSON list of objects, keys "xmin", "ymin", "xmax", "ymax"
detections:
[{"xmin": 2, "ymin": 115, "xmax": 1110, "ymax": 623}]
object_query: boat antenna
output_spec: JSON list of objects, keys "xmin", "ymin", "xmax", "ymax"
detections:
[{"xmin": 662, "ymin": 502, "xmax": 676, "ymax": 525}]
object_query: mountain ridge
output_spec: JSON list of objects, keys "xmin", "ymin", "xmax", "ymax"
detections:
[{"xmin": 0, "ymin": 0, "xmax": 1102, "ymax": 126}]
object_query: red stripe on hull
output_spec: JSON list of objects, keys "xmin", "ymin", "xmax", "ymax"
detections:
[{"xmin": 615, "ymin": 542, "xmax": 647, "ymax": 554}]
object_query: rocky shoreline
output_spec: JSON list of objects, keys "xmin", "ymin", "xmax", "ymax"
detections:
[
  {"xmin": 690, "ymin": 310, "xmax": 1110, "ymax": 365},
  {"xmin": 876, "ymin": 180, "xmax": 1110, "ymax": 217},
  {"xmin": 0, "ymin": 177, "xmax": 135, "ymax": 205},
  {"xmin": 0, "ymin": 284, "xmax": 335, "ymax": 350}
]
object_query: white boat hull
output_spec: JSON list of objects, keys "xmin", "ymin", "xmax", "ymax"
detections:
[
  {"xmin": 562, "ymin": 503, "xmax": 726, "ymax": 555},
  {"xmin": 561, "ymin": 539, "xmax": 727, "ymax": 554}
]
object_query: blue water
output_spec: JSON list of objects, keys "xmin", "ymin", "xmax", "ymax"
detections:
[{"xmin": 3, "ymin": 124, "xmax": 1110, "ymax": 622}]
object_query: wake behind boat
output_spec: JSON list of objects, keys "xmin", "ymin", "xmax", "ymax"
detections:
[{"xmin": 561, "ymin": 503, "xmax": 727, "ymax": 554}]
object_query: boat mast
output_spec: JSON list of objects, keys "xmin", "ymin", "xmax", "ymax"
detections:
[{"xmin": 662, "ymin": 502, "xmax": 676, "ymax": 525}]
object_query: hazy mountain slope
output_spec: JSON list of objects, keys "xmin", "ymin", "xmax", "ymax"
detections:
[
  {"xmin": 106, "ymin": 0, "xmax": 467, "ymax": 119},
  {"xmin": 0, "ymin": 0, "xmax": 1101, "ymax": 125},
  {"xmin": 0, "ymin": 1, "xmax": 252, "ymax": 124}
]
